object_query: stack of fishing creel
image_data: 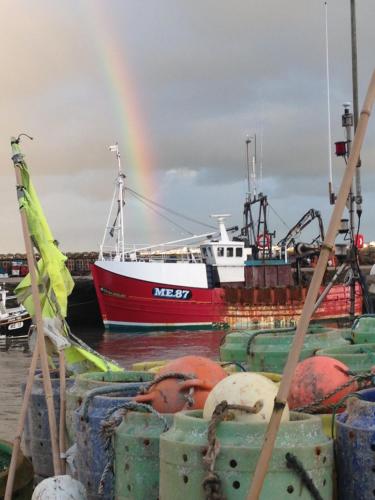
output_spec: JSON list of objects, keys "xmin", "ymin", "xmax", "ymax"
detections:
[
  {"xmin": 219, "ymin": 327, "xmax": 296, "ymax": 368},
  {"xmin": 317, "ymin": 315, "xmax": 375, "ymax": 374},
  {"xmin": 316, "ymin": 343, "xmax": 375, "ymax": 373},
  {"xmin": 220, "ymin": 325, "xmax": 350, "ymax": 374},
  {"xmin": 112, "ymin": 356, "xmax": 227, "ymax": 499},
  {"xmin": 72, "ymin": 370, "xmax": 153, "ymax": 500},
  {"xmin": 245, "ymin": 327, "xmax": 349, "ymax": 374},
  {"xmin": 159, "ymin": 372, "xmax": 334, "ymax": 499},
  {"xmin": 351, "ymin": 314, "xmax": 375, "ymax": 344},
  {"xmin": 22, "ymin": 369, "xmax": 74, "ymax": 482},
  {"xmin": 335, "ymin": 387, "xmax": 375, "ymax": 500},
  {"xmin": 65, "ymin": 369, "xmax": 153, "ymax": 447}
]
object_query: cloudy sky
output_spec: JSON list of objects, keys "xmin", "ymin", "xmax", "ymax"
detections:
[{"xmin": 0, "ymin": 0, "xmax": 374, "ymax": 253}]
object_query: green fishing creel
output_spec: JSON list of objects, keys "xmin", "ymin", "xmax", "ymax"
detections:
[
  {"xmin": 220, "ymin": 327, "xmax": 347, "ymax": 372},
  {"xmin": 114, "ymin": 410, "xmax": 173, "ymax": 499},
  {"xmin": 246, "ymin": 330, "xmax": 349, "ymax": 373},
  {"xmin": 316, "ymin": 343, "xmax": 375, "ymax": 373},
  {"xmin": 351, "ymin": 315, "xmax": 375, "ymax": 344},
  {"xmin": 160, "ymin": 410, "xmax": 333, "ymax": 500}
]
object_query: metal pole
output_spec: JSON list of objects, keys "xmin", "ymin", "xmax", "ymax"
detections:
[
  {"xmin": 342, "ymin": 104, "xmax": 356, "ymax": 321},
  {"xmin": 351, "ymin": 0, "xmax": 362, "ymax": 215},
  {"xmin": 351, "ymin": 0, "xmax": 359, "ymax": 129}
]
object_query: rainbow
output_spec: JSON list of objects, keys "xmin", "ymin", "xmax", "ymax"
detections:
[{"xmin": 82, "ymin": 1, "xmax": 157, "ymax": 203}]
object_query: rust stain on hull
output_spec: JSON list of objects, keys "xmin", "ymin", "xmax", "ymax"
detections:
[{"xmin": 216, "ymin": 284, "xmax": 362, "ymax": 329}]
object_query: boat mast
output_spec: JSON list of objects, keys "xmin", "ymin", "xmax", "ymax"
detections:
[
  {"xmin": 111, "ymin": 143, "xmax": 126, "ymax": 261},
  {"xmin": 99, "ymin": 144, "xmax": 126, "ymax": 261},
  {"xmin": 241, "ymin": 136, "xmax": 273, "ymax": 259}
]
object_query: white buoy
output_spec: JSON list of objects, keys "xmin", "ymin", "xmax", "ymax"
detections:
[
  {"xmin": 32, "ymin": 475, "xmax": 87, "ymax": 499},
  {"xmin": 203, "ymin": 372, "xmax": 290, "ymax": 423}
]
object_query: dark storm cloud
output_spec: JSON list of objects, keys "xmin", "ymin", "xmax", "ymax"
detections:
[{"xmin": 0, "ymin": 0, "xmax": 374, "ymax": 250}]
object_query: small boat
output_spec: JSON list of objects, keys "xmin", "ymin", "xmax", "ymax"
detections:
[
  {"xmin": 0, "ymin": 285, "xmax": 32, "ymax": 344},
  {"xmin": 91, "ymin": 144, "xmax": 362, "ymax": 332}
]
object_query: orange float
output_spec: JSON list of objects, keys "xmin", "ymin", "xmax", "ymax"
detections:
[
  {"xmin": 134, "ymin": 355, "xmax": 227, "ymax": 413},
  {"xmin": 288, "ymin": 356, "xmax": 357, "ymax": 412}
]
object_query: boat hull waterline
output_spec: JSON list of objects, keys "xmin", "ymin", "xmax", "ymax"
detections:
[{"xmin": 92, "ymin": 262, "xmax": 362, "ymax": 331}]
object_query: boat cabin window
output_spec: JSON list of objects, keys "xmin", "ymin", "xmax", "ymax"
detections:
[
  {"xmin": 207, "ymin": 247, "xmax": 213, "ymax": 257},
  {"xmin": 226, "ymin": 247, "xmax": 234, "ymax": 257},
  {"xmin": 236, "ymin": 247, "xmax": 243, "ymax": 257},
  {"xmin": 5, "ymin": 297, "xmax": 19, "ymax": 309},
  {"xmin": 201, "ymin": 247, "xmax": 207, "ymax": 257},
  {"xmin": 217, "ymin": 247, "xmax": 224, "ymax": 257}
]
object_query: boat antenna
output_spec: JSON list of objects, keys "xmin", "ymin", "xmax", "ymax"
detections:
[
  {"xmin": 246, "ymin": 134, "xmax": 257, "ymax": 201},
  {"xmin": 259, "ymin": 125, "xmax": 264, "ymax": 192},
  {"xmin": 245, "ymin": 136, "xmax": 251, "ymax": 200},
  {"xmin": 324, "ymin": 1, "xmax": 335, "ymax": 205}
]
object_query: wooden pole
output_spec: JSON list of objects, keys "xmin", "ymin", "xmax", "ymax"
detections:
[
  {"xmin": 5, "ymin": 141, "xmax": 62, "ymax": 499},
  {"xmin": 59, "ymin": 349, "xmax": 67, "ymax": 473},
  {"xmin": 247, "ymin": 69, "xmax": 375, "ymax": 500},
  {"xmin": 4, "ymin": 341, "xmax": 40, "ymax": 500}
]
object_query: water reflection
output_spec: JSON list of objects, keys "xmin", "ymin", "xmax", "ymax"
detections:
[{"xmin": 79, "ymin": 327, "xmax": 225, "ymax": 369}]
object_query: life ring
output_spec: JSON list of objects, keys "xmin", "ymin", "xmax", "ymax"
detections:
[{"xmin": 257, "ymin": 233, "xmax": 270, "ymax": 248}]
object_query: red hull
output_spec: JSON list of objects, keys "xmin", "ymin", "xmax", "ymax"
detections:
[{"xmin": 92, "ymin": 263, "xmax": 362, "ymax": 331}]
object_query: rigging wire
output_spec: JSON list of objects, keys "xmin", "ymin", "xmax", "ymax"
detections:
[
  {"xmin": 125, "ymin": 186, "xmax": 217, "ymax": 230},
  {"xmin": 268, "ymin": 202, "xmax": 290, "ymax": 232},
  {"xmin": 127, "ymin": 190, "xmax": 195, "ymax": 236},
  {"xmin": 259, "ymin": 125, "xmax": 264, "ymax": 193}
]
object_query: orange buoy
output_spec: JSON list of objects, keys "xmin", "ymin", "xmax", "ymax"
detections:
[
  {"xmin": 288, "ymin": 355, "xmax": 357, "ymax": 412},
  {"xmin": 134, "ymin": 355, "xmax": 227, "ymax": 413}
]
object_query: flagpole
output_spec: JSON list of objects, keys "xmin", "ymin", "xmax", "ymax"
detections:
[{"xmin": 5, "ymin": 137, "xmax": 62, "ymax": 499}]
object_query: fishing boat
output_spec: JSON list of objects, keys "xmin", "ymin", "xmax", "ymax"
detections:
[
  {"xmin": 0, "ymin": 284, "xmax": 32, "ymax": 343},
  {"xmin": 91, "ymin": 143, "xmax": 362, "ymax": 332}
]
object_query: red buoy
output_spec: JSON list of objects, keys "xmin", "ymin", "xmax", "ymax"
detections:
[
  {"xmin": 134, "ymin": 355, "xmax": 227, "ymax": 413},
  {"xmin": 288, "ymin": 356, "xmax": 357, "ymax": 412}
]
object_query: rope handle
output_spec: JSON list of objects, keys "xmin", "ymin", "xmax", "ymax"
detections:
[
  {"xmin": 202, "ymin": 400, "xmax": 263, "ymax": 500},
  {"xmin": 98, "ymin": 400, "xmax": 171, "ymax": 496},
  {"xmin": 139, "ymin": 371, "xmax": 196, "ymax": 394},
  {"xmin": 285, "ymin": 452, "xmax": 323, "ymax": 500},
  {"xmin": 293, "ymin": 371, "xmax": 375, "ymax": 413},
  {"xmin": 81, "ymin": 382, "xmax": 145, "ymax": 420}
]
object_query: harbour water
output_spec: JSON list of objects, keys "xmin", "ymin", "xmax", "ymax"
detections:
[{"xmin": 0, "ymin": 326, "xmax": 224, "ymax": 440}]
